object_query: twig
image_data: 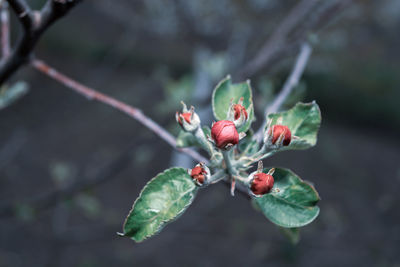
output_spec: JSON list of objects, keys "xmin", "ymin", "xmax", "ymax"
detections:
[
  {"xmin": 0, "ymin": 0, "xmax": 10, "ymax": 58},
  {"xmin": 254, "ymin": 42, "xmax": 312, "ymax": 142},
  {"xmin": 31, "ymin": 59, "xmax": 208, "ymax": 163},
  {"xmin": 0, "ymin": 0, "xmax": 82, "ymax": 84},
  {"xmin": 266, "ymin": 43, "xmax": 312, "ymax": 114}
]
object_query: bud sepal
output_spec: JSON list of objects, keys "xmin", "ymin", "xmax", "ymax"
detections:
[
  {"xmin": 227, "ymin": 97, "xmax": 252, "ymax": 128},
  {"xmin": 264, "ymin": 118, "xmax": 292, "ymax": 150},
  {"xmin": 176, "ymin": 101, "xmax": 201, "ymax": 132}
]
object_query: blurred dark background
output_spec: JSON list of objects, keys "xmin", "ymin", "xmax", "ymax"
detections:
[{"xmin": 0, "ymin": 0, "xmax": 400, "ymax": 266}]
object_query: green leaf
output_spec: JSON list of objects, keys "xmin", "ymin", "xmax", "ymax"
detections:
[
  {"xmin": 122, "ymin": 168, "xmax": 197, "ymax": 242},
  {"xmin": 212, "ymin": 75, "xmax": 254, "ymax": 132},
  {"xmin": 279, "ymin": 227, "xmax": 300, "ymax": 245},
  {"xmin": 0, "ymin": 81, "xmax": 29, "ymax": 110},
  {"xmin": 176, "ymin": 126, "xmax": 211, "ymax": 148},
  {"xmin": 238, "ymin": 129, "xmax": 259, "ymax": 155},
  {"xmin": 254, "ymin": 168, "xmax": 320, "ymax": 228},
  {"xmin": 266, "ymin": 102, "xmax": 321, "ymax": 150}
]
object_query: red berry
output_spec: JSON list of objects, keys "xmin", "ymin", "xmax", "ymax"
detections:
[
  {"xmin": 211, "ymin": 120, "xmax": 239, "ymax": 149},
  {"xmin": 270, "ymin": 125, "xmax": 291, "ymax": 146},
  {"xmin": 177, "ymin": 112, "xmax": 192, "ymax": 126},
  {"xmin": 233, "ymin": 104, "xmax": 248, "ymax": 121},
  {"xmin": 190, "ymin": 166, "xmax": 207, "ymax": 184},
  {"xmin": 250, "ymin": 173, "xmax": 274, "ymax": 195}
]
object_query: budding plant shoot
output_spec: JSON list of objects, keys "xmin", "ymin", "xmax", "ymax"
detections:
[{"xmin": 120, "ymin": 75, "xmax": 321, "ymax": 243}]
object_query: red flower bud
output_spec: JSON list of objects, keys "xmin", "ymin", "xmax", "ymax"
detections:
[
  {"xmin": 176, "ymin": 112, "xmax": 192, "ymax": 126},
  {"xmin": 250, "ymin": 173, "xmax": 274, "ymax": 196},
  {"xmin": 270, "ymin": 125, "xmax": 291, "ymax": 146},
  {"xmin": 211, "ymin": 120, "xmax": 239, "ymax": 149},
  {"xmin": 189, "ymin": 163, "xmax": 210, "ymax": 186},
  {"xmin": 190, "ymin": 166, "xmax": 206, "ymax": 184},
  {"xmin": 233, "ymin": 104, "xmax": 248, "ymax": 121}
]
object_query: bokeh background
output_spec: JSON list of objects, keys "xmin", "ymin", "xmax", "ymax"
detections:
[{"xmin": 1, "ymin": 0, "xmax": 400, "ymax": 266}]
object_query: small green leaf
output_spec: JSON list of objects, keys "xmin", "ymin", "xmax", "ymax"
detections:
[
  {"xmin": 279, "ymin": 227, "xmax": 300, "ymax": 245},
  {"xmin": 254, "ymin": 168, "xmax": 320, "ymax": 228},
  {"xmin": 266, "ymin": 102, "xmax": 321, "ymax": 150},
  {"xmin": 212, "ymin": 75, "xmax": 254, "ymax": 132},
  {"xmin": 176, "ymin": 131, "xmax": 197, "ymax": 148},
  {"xmin": 0, "ymin": 81, "xmax": 29, "ymax": 110},
  {"xmin": 176, "ymin": 126, "xmax": 211, "ymax": 148},
  {"xmin": 122, "ymin": 168, "xmax": 197, "ymax": 242},
  {"xmin": 238, "ymin": 129, "xmax": 259, "ymax": 155}
]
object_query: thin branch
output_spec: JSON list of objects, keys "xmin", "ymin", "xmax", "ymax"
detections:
[
  {"xmin": 31, "ymin": 59, "xmax": 208, "ymax": 163},
  {"xmin": 254, "ymin": 42, "xmax": 312, "ymax": 142},
  {"xmin": 0, "ymin": 1, "xmax": 10, "ymax": 58},
  {"xmin": 266, "ymin": 43, "xmax": 312, "ymax": 114},
  {"xmin": 0, "ymin": 0, "xmax": 82, "ymax": 85}
]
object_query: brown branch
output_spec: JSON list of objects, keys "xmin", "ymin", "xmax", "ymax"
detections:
[
  {"xmin": 0, "ymin": 0, "xmax": 82, "ymax": 85},
  {"xmin": 0, "ymin": 1, "xmax": 10, "ymax": 58},
  {"xmin": 31, "ymin": 59, "xmax": 208, "ymax": 163}
]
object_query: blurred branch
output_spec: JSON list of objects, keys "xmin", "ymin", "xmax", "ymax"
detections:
[
  {"xmin": 239, "ymin": 0, "xmax": 317, "ymax": 78},
  {"xmin": 254, "ymin": 43, "xmax": 312, "ymax": 142},
  {"xmin": 0, "ymin": 0, "xmax": 81, "ymax": 85},
  {"xmin": 0, "ymin": 1, "xmax": 10, "ymax": 58},
  {"xmin": 239, "ymin": 0, "xmax": 351, "ymax": 79},
  {"xmin": 31, "ymin": 59, "xmax": 208, "ymax": 164},
  {"xmin": 6, "ymin": 0, "xmax": 32, "ymax": 30},
  {"xmin": 0, "ymin": 142, "xmax": 136, "ymax": 217}
]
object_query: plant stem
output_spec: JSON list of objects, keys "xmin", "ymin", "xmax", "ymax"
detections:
[
  {"xmin": 193, "ymin": 127, "xmax": 214, "ymax": 156},
  {"xmin": 222, "ymin": 149, "xmax": 236, "ymax": 176},
  {"xmin": 208, "ymin": 170, "xmax": 226, "ymax": 184}
]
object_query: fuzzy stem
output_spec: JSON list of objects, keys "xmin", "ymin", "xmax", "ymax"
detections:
[
  {"xmin": 208, "ymin": 170, "xmax": 226, "ymax": 184},
  {"xmin": 222, "ymin": 149, "xmax": 236, "ymax": 176},
  {"xmin": 245, "ymin": 151, "xmax": 276, "ymax": 167},
  {"xmin": 193, "ymin": 127, "xmax": 214, "ymax": 156}
]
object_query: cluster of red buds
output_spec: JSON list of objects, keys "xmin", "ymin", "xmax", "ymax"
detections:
[
  {"xmin": 226, "ymin": 97, "xmax": 251, "ymax": 128},
  {"xmin": 264, "ymin": 119, "xmax": 292, "ymax": 149},
  {"xmin": 189, "ymin": 163, "xmax": 210, "ymax": 186},
  {"xmin": 176, "ymin": 99, "xmax": 278, "ymax": 196},
  {"xmin": 175, "ymin": 101, "xmax": 201, "ymax": 132},
  {"xmin": 247, "ymin": 161, "xmax": 275, "ymax": 197}
]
